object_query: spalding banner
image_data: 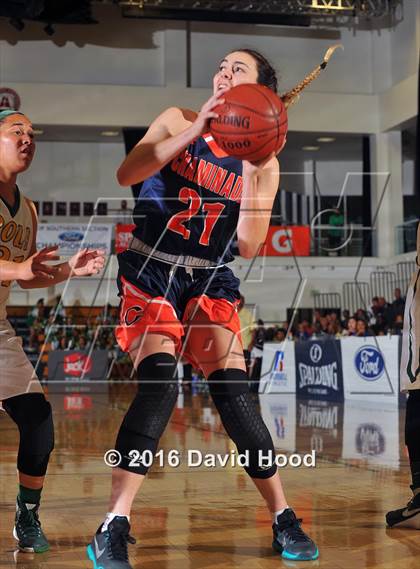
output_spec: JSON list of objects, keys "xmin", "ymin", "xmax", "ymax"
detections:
[
  {"xmin": 260, "ymin": 226, "xmax": 310, "ymax": 256},
  {"xmin": 47, "ymin": 350, "xmax": 109, "ymax": 393},
  {"xmin": 341, "ymin": 336, "xmax": 400, "ymax": 402},
  {"xmin": 295, "ymin": 339, "xmax": 344, "ymax": 401}
]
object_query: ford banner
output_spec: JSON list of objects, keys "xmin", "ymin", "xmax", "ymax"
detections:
[
  {"xmin": 37, "ymin": 224, "xmax": 112, "ymax": 255},
  {"xmin": 341, "ymin": 336, "xmax": 400, "ymax": 402},
  {"xmin": 295, "ymin": 339, "xmax": 344, "ymax": 401}
]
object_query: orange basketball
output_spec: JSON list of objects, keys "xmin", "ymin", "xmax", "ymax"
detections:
[{"xmin": 210, "ymin": 83, "xmax": 288, "ymax": 162}]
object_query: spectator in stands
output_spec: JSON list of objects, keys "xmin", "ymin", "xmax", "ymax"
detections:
[
  {"xmin": 28, "ymin": 298, "xmax": 48, "ymax": 325},
  {"xmin": 49, "ymin": 294, "xmax": 66, "ymax": 323},
  {"xmin": 341, "ymin": 309, "xmax": 350, "ymax": 329},
  {"xmin": 273, "ymin": 328, "xmax": 287, "ymax": 342},
  {"xmin": 327, "ymin": 207, "xmax": 344, "ymax": 255},
  {"xmin": 116, "ymin": 199, "xmax": 132, "ymax": 224},
  {"xmin": 378, "ymin": 296, "xmax": 393, "ymax": 327},
  {"xmin": 342, "ymin": 317, "xmax": 357, "ymax": 336},
  {"xmin": 311, "ymin": 321, "xmax": 329, "ymax": 339},
  {"xmin": 392, "ymin": 288, "xmax": 405, "ymax": 319},
  {"xmin": 371, "ymin": 313, "xmax": 388, "ymax": 336},
  {"xmin": 356, "ymin": 319, "xmax": 373, "ymax": 337},
  {"xmin": 391, "ymin": 314, "xmax": 404, "ymax": 335}
]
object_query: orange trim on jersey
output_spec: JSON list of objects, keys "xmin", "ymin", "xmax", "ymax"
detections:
[
  {"xmin": 115, "ymin": 277, "xmax": 183, "ymax": 353},
  {"xmin": 181, "ymin": 295, "xmax": 242, "ymax": 369},
  {"xmin": 202, "ymin": 132, "xmax": 229, "ymax": 159}
]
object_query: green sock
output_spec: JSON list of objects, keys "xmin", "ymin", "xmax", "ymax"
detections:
[{"xmin": 18, "ymin": 484, "xmax": 42, "ymax": 505}]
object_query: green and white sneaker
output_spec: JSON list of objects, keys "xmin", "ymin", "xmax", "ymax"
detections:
[{"xmin": 13, "ymin": 496, "xmax": 49, "ymax": 553}]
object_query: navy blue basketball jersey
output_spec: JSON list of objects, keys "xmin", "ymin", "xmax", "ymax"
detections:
[{"xmin": 132, "ymin": 133, "xmax": 243, "ymax": 265}]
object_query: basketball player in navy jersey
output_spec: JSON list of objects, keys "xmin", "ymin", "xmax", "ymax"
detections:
[
  {"xmin": 87, "ymin": 47, "xmax": 342, "ymax": 567},
  {"xmin": 0, "ymin": 109, "xmax": 105, "ymax": 556}
]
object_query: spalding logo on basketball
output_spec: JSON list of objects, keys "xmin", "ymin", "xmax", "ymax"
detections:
[
  {"xmin": 210, "ymin": 83, "xmax": 288, "ymax": 162},
  {"xmin": 354, "ymin": 346, "xmax": 385, "ymax": 381},
  {"xmin": 0, "ymin": 87, "xmax": 21, "ymax": 111}
]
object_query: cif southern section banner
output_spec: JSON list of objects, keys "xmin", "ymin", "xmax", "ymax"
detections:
[
  {"xmin": 260, "ymin": 226, "xmax": 310, "ymax": 256},
  {"xmin": 37, "ymin": 224, "xmax": 113, "ymax": 255},
  {"xmin": 48, "ymin": 350, "xmax": 109, "ymax": 393},
  {"xmin": 259, "ymin": 341, "xmax": 296, "ymax": 394},
  {"xmin": 341, "ymin": 336, "xmax": 400, "ymax": 402},
  {"xmin": 295, "ymin": 339, "xmax": 344, "ymax": 401},
  {"xmin": 115, "ymin": 223, "xmax": 136, "ymax": 254}
]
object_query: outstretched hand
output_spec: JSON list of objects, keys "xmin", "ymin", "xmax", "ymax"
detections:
[
  {"xmin": 19, "ymin": 246, "xmax": 60, "ymax": 281},
  {"xmin": 68, "ymin": 248, "xmax": 106, "ymax": 277}
]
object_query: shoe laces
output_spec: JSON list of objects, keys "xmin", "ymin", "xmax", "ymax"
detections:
[
  {"xmin": 277, "ymin": 517, "xmax": 311, "ymax": 544},
  {"xmin": 17, "ymin": 506, "xmax": 42, "ymax": 538},
  {"xmin": 107, "ymin": 526, "xmax": 136, "ymax": 561}
]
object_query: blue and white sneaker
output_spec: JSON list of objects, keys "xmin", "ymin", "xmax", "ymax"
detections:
[
  {"xmin": 87, "ymin": 516, "xmax": 136, "ymax": 568},
  {"xmin": 272, "ymin": 508, "xmax": 319, "ymax": 561}
]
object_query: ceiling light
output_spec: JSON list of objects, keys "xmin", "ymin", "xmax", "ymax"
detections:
[
  {"xmin": 101, "ymin": 130, "xmax": 120, "ymax": 137},
  {"xmin": 33, "ymin": 129, "xmax": 44, "ymax": 135},
  {"xmin": 302, "ymin": 146, "xmax": 320, "ymax": 151},
  {"xmin": 317, "ymin": 137, "xmax": 336, "ymax": 143}
]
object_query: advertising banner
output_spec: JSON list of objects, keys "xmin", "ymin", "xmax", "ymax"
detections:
[
  {"xmin": 295, "ymin": 339, "xmax": 344, "ymax": 401},
  {"xmin": 115, "ymin": 223, "xmax": 136, "ymax": 254},
  {"xmin": 48, "ymin": 350, "xmax": 109, "ymax": 393},
  {"xmin": 260, "ymin": 341, "xmax": 296, "ymax": 394},
  {"xmin": 259, "ymin": 394, "xmax": 296, "ymax": 452},
  {"xmin": 342, "ymin": 400, "xmax": 400, "ymax": 468},
  {"xmin": 341, "ymin": 336, "xmax": 400, "ymax": 402},
  {"xmin": 261, "ymin": 226, "xmax": 310, "ymax": 256},
  {"xmin": 37, "ymin": 224, "xmax": 112, "ymax": 255},
  {"xmin": 296, "ymin": 399, "xmax": 344, "ymax": 459}
]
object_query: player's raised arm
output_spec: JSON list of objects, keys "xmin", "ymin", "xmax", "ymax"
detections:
[{"xmin": 116, "ymin": 92, "xmax": 228, "ymax": 187}]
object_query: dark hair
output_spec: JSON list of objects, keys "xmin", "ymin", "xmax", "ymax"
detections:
[{"xmin": 236, "ymin": 48, "xmax": 278, "ymax": 93}]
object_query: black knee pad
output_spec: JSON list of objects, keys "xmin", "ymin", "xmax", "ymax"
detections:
[
  {"xmin": 208, "ymin": 369, "xmax": 277, "ymax": 479},
  {"xmin": 116, "ymin": 353, "xmax": 178, "ymax": 474},
  {"xmin": 3, "ymin": 393, "xmax": 54, "ymax": 477},
  {"xmin": 405, "ymin": 390, "xmax": 420, "ymax": 462}
]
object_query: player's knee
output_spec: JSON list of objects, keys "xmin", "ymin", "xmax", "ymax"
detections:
[
  {"xmin": 3, "ymin": 394, "xmax": 55, "ymax": 477},
  {"xmin": 116, "ymin": 353, "xmax": 178, "ymax": 474},
  {"xmin": 208, "ymin": 369, "xmax": 277, "ymax": 479}
]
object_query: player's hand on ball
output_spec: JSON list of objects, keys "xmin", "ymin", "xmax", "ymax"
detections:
[
  {"xmin": 69, "ymin": 248, "xmax": 106, "ymax": 277},
  {"xmin": 19, "ymin": 246, "xmax": 60, "ymax": 280},
  {"xmin": 191, "ymin": 89, "xmax": 229, "ymax": 137}
]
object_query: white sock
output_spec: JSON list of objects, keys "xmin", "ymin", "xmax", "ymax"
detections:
[
  {"xmin": 102, "ymin": 512, "xmax": 130, "ymax": 532},
  {"xmin": 272, "ymin": 507, "xmax": 289, "ymax": 523}
]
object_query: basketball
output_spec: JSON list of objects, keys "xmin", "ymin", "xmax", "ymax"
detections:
[{"xmin": 210, "ymin": 83, "xmax": 288, "ymax": 162}]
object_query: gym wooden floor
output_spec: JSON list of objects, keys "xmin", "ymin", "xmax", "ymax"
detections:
[{"xmin": 0, "ymin": 385, "xmax": 417, "ymax": 569}]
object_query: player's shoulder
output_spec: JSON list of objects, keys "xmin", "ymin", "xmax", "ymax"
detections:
[{"xmin": 158, "ymin": 106, "xmax": 196, "ymax": 127}]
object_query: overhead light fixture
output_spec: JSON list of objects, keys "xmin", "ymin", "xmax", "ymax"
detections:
[
  {"xmin": 33, "ymin": 129, "xmax": 44, "ymax": 135},
  {"xmin": 317, "ymin": 137, "xmax": 335, "ymax": 143},
  {"xmin": 101, "ymin": 130, "xmax": 120, "ymax": 137},
  {"xmin": 302, "ymin": 146, "xmax": 320, "ymax": 151}
]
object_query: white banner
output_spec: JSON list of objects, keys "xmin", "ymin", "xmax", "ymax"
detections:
[
  {"xmin": 342, "ymin": 400, "xmax": 400, "ymax": 469},
  {"xmin": 259, "ymin": 394, "xmax": 296, "ymax": 452},
  {"xmin": 37, "ymin": 224, "xmax": 112, "ymax": 255},
  {"xmin": 260, "ymin": 341, "xmax": 296, "ymax": 394},
  {"xmin": 341, "ymin": 336, "xmax": 400, "ymax": 402}
]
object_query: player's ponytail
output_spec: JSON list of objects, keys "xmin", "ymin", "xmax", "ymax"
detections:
[{"xmin": 280, "ymin": 44, "xmax": 343, "ymax": 108}]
